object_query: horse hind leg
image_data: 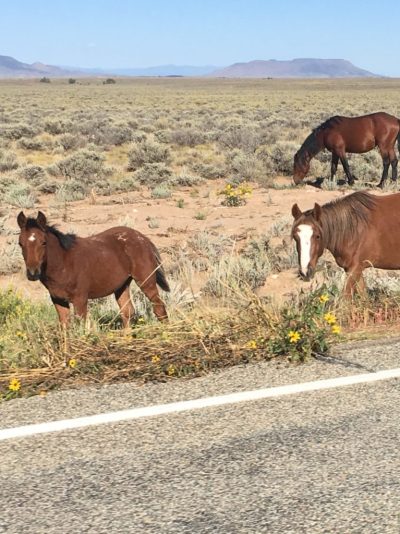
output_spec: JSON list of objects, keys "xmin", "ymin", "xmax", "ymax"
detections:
[
  {"xmin": 389, "ymin": 149, "xmax": 398, "ymax": 182},
  {"xmin": 378, "ymin": 152, "xmax": 391, "ymax": 188},
  {"xmin": 138, "ymin": 276, "xmax": 168, "ymax": 321},
  {"xmin": 115, "ymin": 281, "xmax": 135, "ymax": 328}
]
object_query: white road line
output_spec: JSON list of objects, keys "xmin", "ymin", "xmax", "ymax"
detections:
[{"xmin": 1, "ymin": 368, "xmax": 400, "ymax": 442}]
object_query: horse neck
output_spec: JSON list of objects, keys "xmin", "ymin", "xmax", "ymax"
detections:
[
  {"xmin": 44, "ymin": 231, "xmax": 68, "ymax": 276},
  {"xmin": 305, "ymin": 130, "xmax": 323, "ymax": 158},
  {"xmin": 319, "ymin": 211, "xmax": 346, "ymax": 258}
]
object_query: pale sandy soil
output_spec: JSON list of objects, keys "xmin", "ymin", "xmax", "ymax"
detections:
[{"xmin": 0, "ymin": 178, "xmax": 379, "ymax": 305}]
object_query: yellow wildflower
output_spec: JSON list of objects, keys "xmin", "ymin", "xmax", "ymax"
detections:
[
  {"xmin": 68, "ymin": 358, "xmax": 77, "ymax": 369},
  {"xmin": 324, "ymin": 312, "xmax": 336, "ymax": 325},
  {"xmin": 331, "ymin": 325, "xmax": 341, "ymax": 335},
  {"xmin": 152, "ymin": 355, "xmax": 161, "ymax": 364},
  {"xmin": 247, "ymin": 340, "xmax": 257, "ymax": 350},
  {"xmin": 319, "ymin": 294, "xmax": 329, "ymax": 303},
  {"xmin": 167, "ymin": 364, "xmax": 175, "ymax": 376},
  {"xmin": 9, "ymin": 378, "xmax": 21, "ymax": 392},
  {"xmin": 288, "ymin": 330, "xmax": 301, "ymax": 343}
]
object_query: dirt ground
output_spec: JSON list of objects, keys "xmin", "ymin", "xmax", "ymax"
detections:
[{"xmin": 0, "ymin": 178, "xmax": 377, "ymax": 305}]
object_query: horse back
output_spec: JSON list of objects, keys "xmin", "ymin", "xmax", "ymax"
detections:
[{"xmin": 322, "ymin": 113, "xmax": 399, "ymax": 153}]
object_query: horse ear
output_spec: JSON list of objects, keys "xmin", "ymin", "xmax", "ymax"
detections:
[
  {"xmin": 36, "ymin": 211, "xmax": 47, "ymax": 229},
  {"xmin": 17, "ymin": 211, "xmax": 27, "ymax": 229},
  {"xmin": 313, "ymin": 203, "xmax": 322, "ymax": 222},
  {"xmin": 291, "ymin": 203, "xmax": 302, "ymax": 220}
]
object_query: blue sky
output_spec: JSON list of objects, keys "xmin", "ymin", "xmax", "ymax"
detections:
[{"xmin": 1, "ymin": 0, "xmax": 400, "ymax": 75}]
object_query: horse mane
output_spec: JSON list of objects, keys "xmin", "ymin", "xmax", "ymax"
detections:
[
  {"xmin": 25, "ymin": 218, "xmax": 76, "ymax": 250},
  {"xmin": 314, "ymin": 115, "xmax": 343, "ymax": 132},
  {"xmin": 309, "ymin": 191, "xmax": 377, "ymax": 252},
  {"xmin": 297, "ymin": 116, "xmax": 345, "ymax": 161}
]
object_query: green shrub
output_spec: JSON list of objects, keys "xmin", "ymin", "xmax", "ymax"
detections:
[
  {"xmin": 4, "ymin": 183, "xmax": 36, "ymax": 208},
  {"xmin": 127, "ymin": 139, "xmax": 171, "ymax": 171},
  {"xmin": 0, "ymin": 150, "xmax": 19, "ymax": 172},
  {"xmin": 53, "ymin": 149, "xmax": 110, "ymax": 183},
  {"xmin": 151, "ymin": 183, "xmax": 172, "ymax": 199},
  {"xmin": 134, "ymin": 163, "xmax": 172, "ymax": 187}
]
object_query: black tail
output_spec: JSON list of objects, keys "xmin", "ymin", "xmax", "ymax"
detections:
[
  {"xmin": 397, "ymin": 120, "xmax": 400, "ymax": 154},
  {"xmin": 156, "ymin": 267, "xmax": 170, "ymax": 292},
  {"xmin": 151, "ymin": 243, "xmax": 170, "ymax": 292}
]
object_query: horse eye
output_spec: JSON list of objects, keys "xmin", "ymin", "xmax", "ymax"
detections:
[{"xmin": 315, "ymin": 235, "xmax": 320, "ymax": 240}]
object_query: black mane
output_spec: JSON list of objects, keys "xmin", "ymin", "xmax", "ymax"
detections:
[
  {"xmin": 26, "ymin": 218, "xmax": 77, "ymax": 250},
  {"xmin": 297, "ymin": 131, "xmax": 321, "ymax": 161},
  {"xmin": 297, "ymin": 116, "xmax": 344, "ymax": 161},
  {"xmin": 313, "ymin": 115, "xmax": 343, "ymax": 133}
]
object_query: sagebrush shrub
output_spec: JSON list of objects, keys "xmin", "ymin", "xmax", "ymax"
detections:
[
  {"xmin": 53, "ymin": 149, "xmax": 110, "ymax": 183},
  {"xmin": 127, "ymin": 139, "xmax": 171, "ymax": 171},
  {"xmin": 0, "ymin": 150, "xmax": 19, "ymax": 172},
  {"xmin": 133, "ymin": 163, "xmax": 172, "ymax": 187}
]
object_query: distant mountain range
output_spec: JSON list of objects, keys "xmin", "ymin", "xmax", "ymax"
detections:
[
  {"xmin": 210, "ymin": 58, "xmax": 379, "ymax": 78},
  {"xmin": 0, "ymin": 55, "xmax": 81, "ymax": 78},
  {"xmin": 0, "ymin": 54, "xmax": 380, "ymax": 78}
]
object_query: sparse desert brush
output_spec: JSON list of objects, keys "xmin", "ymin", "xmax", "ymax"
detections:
[
  {"xmin": 0, "ymin": 123, "xmax": 40, "ymax": 140},
  {"xmin": 151, "ymin": 183, "xmax": 172, "ymax": 199},
  {"xmin": 127, "ymin": 139, "xmax": 171, "ymax": 171},
  {"xmin": 112, "ymin": 175, "xmax": 140, "ymax": 193},
  {"xmin": 4, "ymin": 182, "xmax": 37, "ymax": 208},
  {"xmin": 16, "ymin": 164, "xmax": 47, "ymax": 185},
  {"xmin": 52, "ymin": 149, "xmax": 111, "ymax": 183},
  {"xmin": 169, "ymin": 171, "xmax": 204, "ymax": 187},
  {"xmin": 0, "ymin": 242, "xmax": 22, "ymax": 275},
  {"xmin": 227, "ymin": 149, "xmax": 271, "ymax": 185},
  {"xmin": 57, "ymin": 132, "xmax": 86, "ymax": 151},
  {"xmin": 0, "ymin": 149, "xmax": 19, "ymax": 172},
  {"xmin": 17, "ymin": 136, "xmax": 47, "ymax": 151},
  {"xmin": 217, "ymin": 123, "xmax": 262, "ymax": 153},
  {"xmin": 133, "ymin": 162, "xmax": 172, "ymax": 187},
  {"xmin": 168, "ymin": 128, "xmax": 206, "ymax": 147}
]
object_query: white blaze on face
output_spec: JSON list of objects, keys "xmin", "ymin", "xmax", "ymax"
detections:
[
  {"xmin": 297, "ymin": 224, "xmax": 313, "ymax": 275},
  {"xmin": 28, "ymin": 233, "xmax": 36, "ymax": 242}
]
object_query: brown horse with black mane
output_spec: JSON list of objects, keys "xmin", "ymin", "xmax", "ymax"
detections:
[
  {"xmin": 17, "ymin": 211, "xmax": 170, "ymax": 326},
  {"xmin": 291, "ymin": 191, "xmax": 400, "ymax": 295},
  {"xmin": 293, "ymin": 112, "xmax": 400, "ymax": 188}
]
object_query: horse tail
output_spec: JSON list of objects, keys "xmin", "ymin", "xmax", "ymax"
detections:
[
  {"xmin": 151, "ymin": 243, "xmax": 170, "ymax": 292},
  {"xmin": 397, "ymin": 119, "xmax": 400, "ymax": 154}
]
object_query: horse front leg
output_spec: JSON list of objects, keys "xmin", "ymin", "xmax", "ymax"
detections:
[
  {"xmin": 339, "ymin": 156, "xmax": 355, "ymax": 186},
  {"xmin": 71, "ymin": 297, "xmax": 89, "ymax": 325},
  {"xmin": 330, "ymin": 153, "xmax": 339, "ymax": 181},
  {"xmin": 344, "ymin": 268, "xmax": 365, "ymax": 298},
  {"xmin": 51, "ymin": 296, "xmax": 70, "ymax": 326}
]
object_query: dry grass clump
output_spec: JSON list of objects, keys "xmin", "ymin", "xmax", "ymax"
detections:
[{"xmin": 3, "ymin": 279, "xmax": 400, "ymax": 400}]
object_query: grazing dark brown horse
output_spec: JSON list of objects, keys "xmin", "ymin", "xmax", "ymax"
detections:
[
  {"xmin": 293, "ymin": 112, "xmax": 400, "ymax": 188},
  {"xmin": 291, "ymin": 191, "xmax": 400, "ymax": 295},
  {"xmin": 17, "ymin": 211, "xmax": 170, "ymax": 326}
]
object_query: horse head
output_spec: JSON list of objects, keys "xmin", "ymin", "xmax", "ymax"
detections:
[
  {"xmin": 17, "ymin": 211, "xmax": 48, "ymax": 281},
  {"xmin": 291, "ymin": 203, "xmax": 324, "ymax": 280},
  {"xmin": 293, "ymin": 150, "xmax": 311, "ymax": 184}
]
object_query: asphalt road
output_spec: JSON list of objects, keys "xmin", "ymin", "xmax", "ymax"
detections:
[{"xmin": 0, "ymin": 338, "xmax": 400, "ymax": 533}]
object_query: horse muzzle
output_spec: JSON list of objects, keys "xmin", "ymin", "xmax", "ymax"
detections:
[
  {"xmin": 26, "ymin": 269, "xmax": 41, "ymax": 281},
  {"xmin": 299, "ymin": 266, "xmax": 315, "ymax": 281}
]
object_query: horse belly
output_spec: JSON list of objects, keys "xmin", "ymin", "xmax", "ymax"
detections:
[
  {"xmin": 83, "ymin": 251, "xmax": 131, "ymax": 299},
  {"xmin": 345, "ymin": 135, "xmax": 376, "ymax": 153}
]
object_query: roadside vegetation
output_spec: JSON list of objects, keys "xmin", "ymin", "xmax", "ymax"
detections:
[{"xmin": 2, "ymin": 77, "xmax": 400, "ymax": 399}]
